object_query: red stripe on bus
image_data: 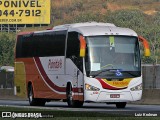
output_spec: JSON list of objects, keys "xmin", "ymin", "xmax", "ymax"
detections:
[{"xmin": 34, "ymin": 57, "xmax": 80, "ymax": 93}]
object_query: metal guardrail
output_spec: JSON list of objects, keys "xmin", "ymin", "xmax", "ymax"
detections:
[
  {"xmin": 0, "ymin": 24, "xmax": 48, "ymax": 33},
  {"xmin": 0, "ymin": 72, "xmax": 14, "ymax": 89},
  {"xmin": 142, "ymin": 65, "xmax": 160, "ymax": 89}
]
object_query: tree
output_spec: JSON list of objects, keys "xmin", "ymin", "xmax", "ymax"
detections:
[{"xmin": 0, "ymin": 33, "xmax": 15, "ymax": 66}]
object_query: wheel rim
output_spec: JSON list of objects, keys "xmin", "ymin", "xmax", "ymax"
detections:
[
  {"xmin": 69, "ymin": 90, "xmax": 73, "ymax": 101},
  {"xmin": 68, "ymin": 85, "xmax": 73, "ymax": 105}
]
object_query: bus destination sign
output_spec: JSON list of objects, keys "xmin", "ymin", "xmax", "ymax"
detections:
[{"xmin": 0, "ymin": 0, "xmax": 50, "ymax": 24}]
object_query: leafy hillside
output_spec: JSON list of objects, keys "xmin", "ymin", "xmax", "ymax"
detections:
[{"xmin": 51, "ymin": 0, "xmax": 160, "ymax": 25}]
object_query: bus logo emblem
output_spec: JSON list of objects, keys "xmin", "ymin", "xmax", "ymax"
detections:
[{"xmin": 48, "ymin": 59, "xmax": 62, "ymax": 70}]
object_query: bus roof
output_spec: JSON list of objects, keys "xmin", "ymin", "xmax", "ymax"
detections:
[
  {"xmin": 32, "ymin": 22, "xmax": 137, "ymax": 37},
  {"xmin": 53, "ymin": 22, "xmax": 137, "ymax": 37},
  {"xmin": 53, "ymin": 22, "xmax": 116, "ymax": 30}
]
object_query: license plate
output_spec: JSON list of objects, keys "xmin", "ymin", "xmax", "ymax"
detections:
[{"xmin": 110, "ymin": 94, "xmax": 120, "ymax": 98}]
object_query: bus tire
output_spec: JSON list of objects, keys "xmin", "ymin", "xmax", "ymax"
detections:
[
  {"xmin": 116, "ymin": 102, "xmax": 126, "ymax": 108},
  {"xmin": 28, "ymin": 84, "xmax": 46, "ymax": 106},
  {"xmin": 66, "ymin": 84, "xmax": 83, "ymax": 108}
]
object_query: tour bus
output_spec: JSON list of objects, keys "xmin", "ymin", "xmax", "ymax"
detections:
[{"xmin": 14, "ymin": 22, "xmax": 150, "ymax": 108}]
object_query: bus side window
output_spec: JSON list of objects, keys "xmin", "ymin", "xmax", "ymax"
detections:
[
  {"xmin": 24, "ymin": 36, "xmax": 34, "ymax": 58},
  {"xmin": 67, "ymin": 32, "xmax": 83, "ymax": 72},
  {"xmin": 66, "ymin": 32, "xmax": 79, "ymax": 58},
  {"xmin": 34, "ymin": 31, "xmax": 66, "ymax": 57},
  {"xmin": 16, "ymin": 34, "xmax": 34, "ymax": 58},
  {"xmin": 16, "ymin": 35, "xmax": 23, "ymax": 58}
]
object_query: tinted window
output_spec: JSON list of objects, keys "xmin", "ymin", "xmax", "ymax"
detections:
[
  {"xmin": 16, "ymin": 30, "xmax": 67, "ymax": 58},
  {"xmin": 66, "ymin": 32, "xmax": 80, "ymax": 58},
  {"xmin": 34, "ymin": 31, "xmax": 66, "ymax": 57},
  {"xmin": 16, "ymin": 35, "xmax": 23, "ymax": 58},
  {"xmin": 66, "ymin": 32, "xmax": 83, "ymax": 72},
  {"xmin": 16, "ymin": 34, "xmax": 33, "ymax": 58}
]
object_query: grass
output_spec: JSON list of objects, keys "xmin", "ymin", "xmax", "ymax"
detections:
[{"xmin": 0, "ymin": 106, "xmax": 160, "ymax": 120}]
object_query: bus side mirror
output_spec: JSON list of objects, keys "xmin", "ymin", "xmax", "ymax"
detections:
[
  {"xmin": 79, "ymin": 35, "xmax": 86, "ymax": 57},
  {"xmin": 138, "ymin": 36, "xmax": 151, "ymax": 57}
]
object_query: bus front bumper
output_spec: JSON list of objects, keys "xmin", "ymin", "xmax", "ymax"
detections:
[{"xmin": 84, "ymin": 90, "xmax": 142, "ymax": 103}]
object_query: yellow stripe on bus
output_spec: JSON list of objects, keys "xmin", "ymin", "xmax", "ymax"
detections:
[{"xmin": 102, "ymin": 78, "xmax": 132, "ymax": 88}]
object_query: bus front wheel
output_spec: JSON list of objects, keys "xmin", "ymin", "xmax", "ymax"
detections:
[
  {"xmin": 116, "ymin": 102, "xmax": 126, "ymax": 108},
  {"xmin": 66, "ymin": 84, "xmax": 83, "ymax": 108},
  {"xmin": 28, "ymin": 84, "xmax": 46, "ymax": 106}
]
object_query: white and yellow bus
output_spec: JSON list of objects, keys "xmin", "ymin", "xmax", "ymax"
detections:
[{"xmin": 14, "ymin": 22, "xmax": 150, "ymax": 108}]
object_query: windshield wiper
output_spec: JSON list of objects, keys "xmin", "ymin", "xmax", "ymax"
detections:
[{"xmin": 91, "ymin": 69, "xmax": 119, "ymax": 78}]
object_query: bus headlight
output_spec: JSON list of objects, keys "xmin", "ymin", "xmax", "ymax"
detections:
[
  {"xmin": 85, "ymin": 84, "xmax": 100, "ymax": 91},
  {"xmin": 130, "ymin": 84, "xmax": 142, "ymax": 91}
]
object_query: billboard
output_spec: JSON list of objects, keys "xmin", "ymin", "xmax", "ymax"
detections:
[{"xmin": 0, "ymin": 0, "xmax": 50, "ymax": 24}]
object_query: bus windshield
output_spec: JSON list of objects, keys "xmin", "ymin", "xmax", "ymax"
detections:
[{"xmin": 85, "ymin": 36, "xmax": 141, "ymax": 79}]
